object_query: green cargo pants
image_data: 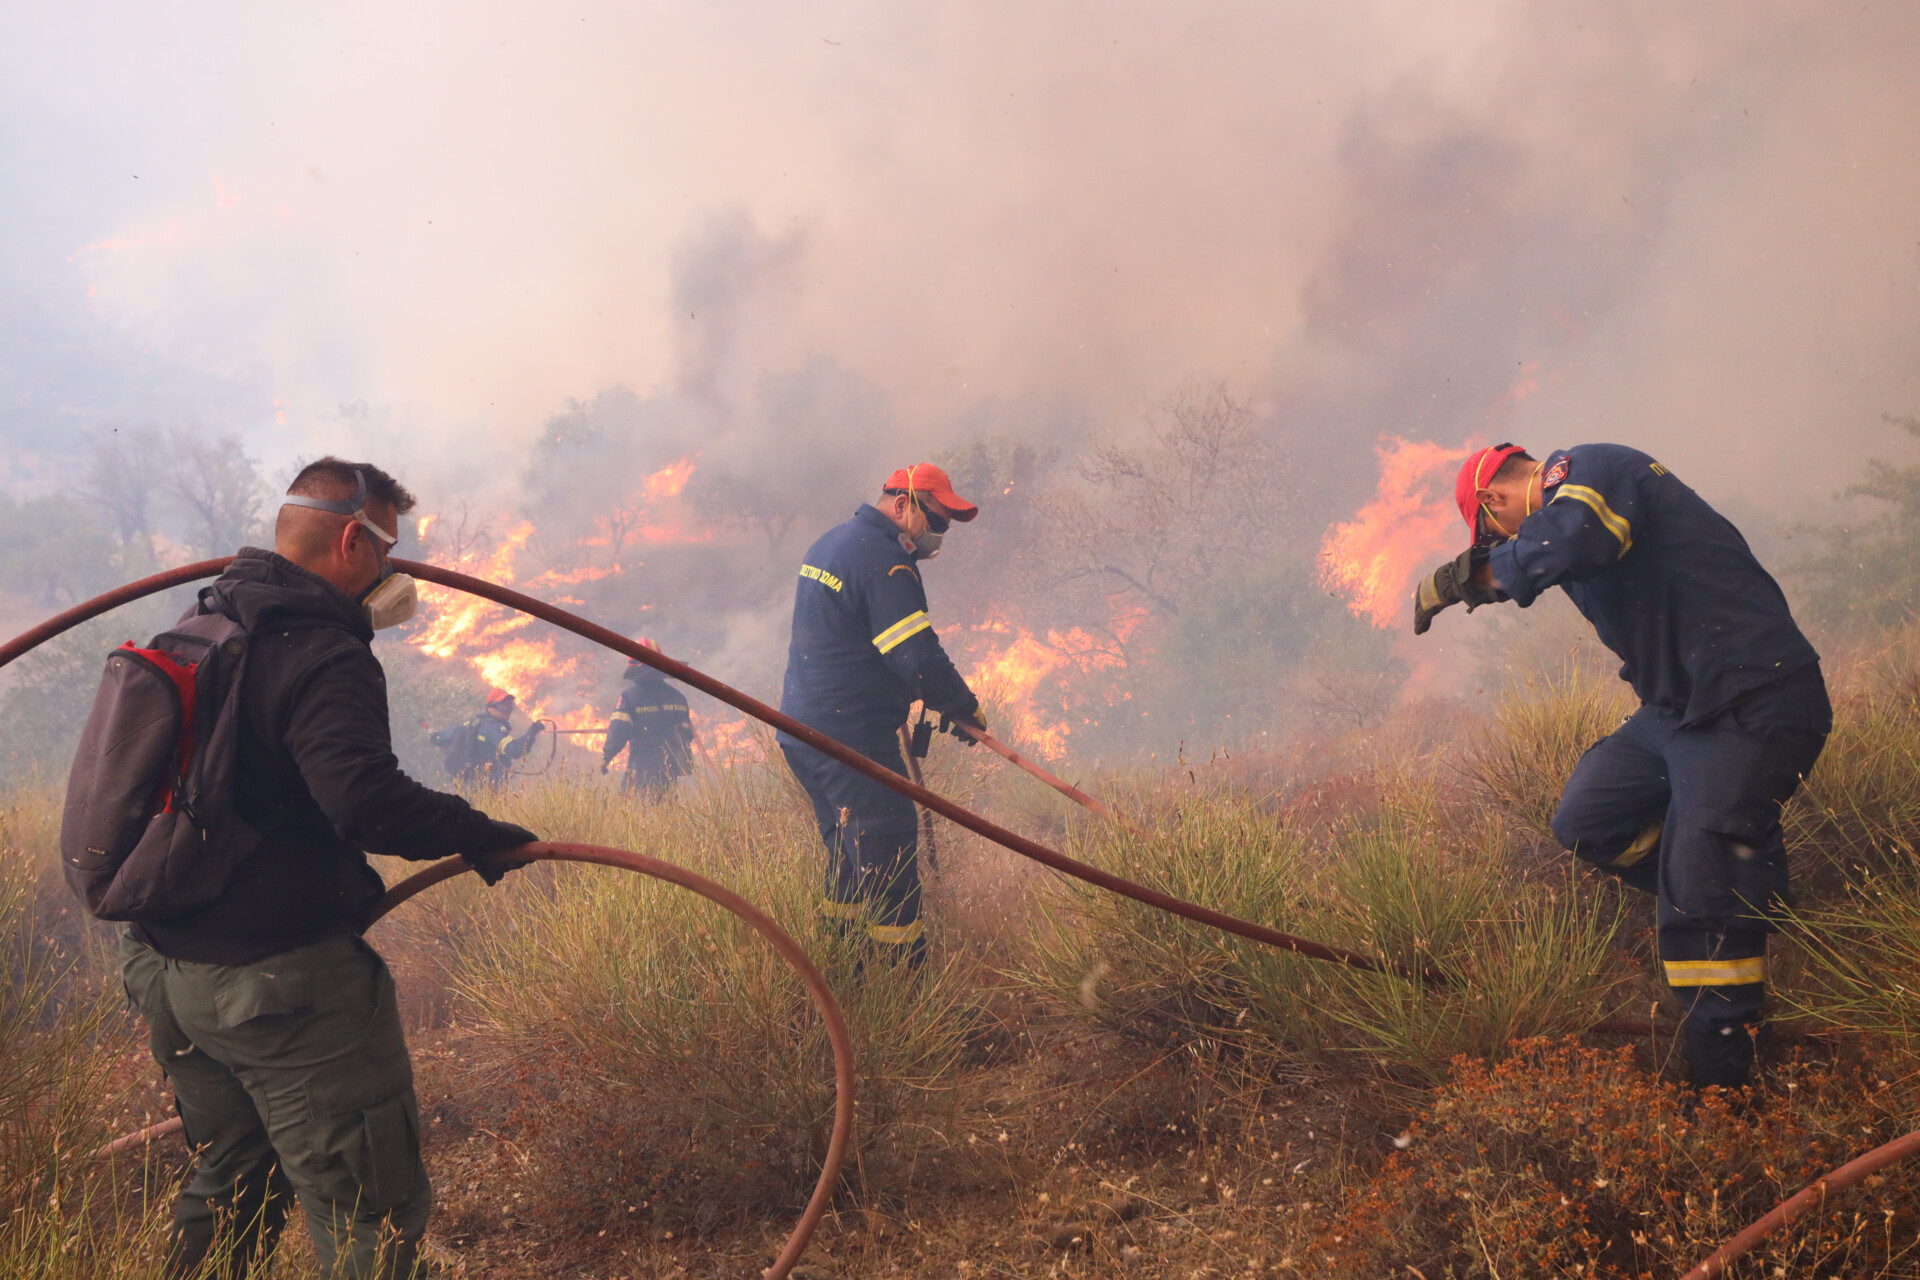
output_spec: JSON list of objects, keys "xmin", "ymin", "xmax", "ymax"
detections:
[{"xmin": 120, "ymin": 930, "xmax": 431, "ymax": 1279}]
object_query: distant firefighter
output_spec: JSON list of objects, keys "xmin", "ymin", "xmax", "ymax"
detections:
[
  {"xmin": 777, "ymin": 463, "xmax": 987, "ymax": 967},
  {"xmin": 1413, "ymin": 442, "xmax": 1829, "ymax": 1089},
  {"xmin": 601, "ymin": 640, "xmax": 695, "ymax": 799},
  {"xmin": 432, "ymin": 688, "xmax": 546, "ymax": 784}
]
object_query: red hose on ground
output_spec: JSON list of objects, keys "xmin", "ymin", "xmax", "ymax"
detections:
[
  {"xmin": 1680, "ymin": 1128, "xmax": 1920, "ymax": 1280},
  {"xmin": 92, "ymin": 843, "xmax": 855, "ymax": 1280}
]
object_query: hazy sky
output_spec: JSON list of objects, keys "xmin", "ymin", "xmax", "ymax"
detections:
[{"xmin": 4, "ymin": 0, "xmax": 1916, "ymax": 513}]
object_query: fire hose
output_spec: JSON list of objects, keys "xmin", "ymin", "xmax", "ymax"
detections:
[
  {"xmin": 0, "ymin": 556, "xmax": 1399, "ymax": 978},
  {"xmin": 10, "ymin": 561, "xmax": 1911, "ymax": 1275}
]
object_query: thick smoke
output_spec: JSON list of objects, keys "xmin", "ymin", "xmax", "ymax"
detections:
[{"xmin": 2, "ymin": 1, "xmax": 1917, "ymax": 754}]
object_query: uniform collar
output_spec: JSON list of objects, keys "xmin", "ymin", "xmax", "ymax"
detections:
[{"xmin": 854, "ymin": 503, "xmax": 899, "ymax": 536}]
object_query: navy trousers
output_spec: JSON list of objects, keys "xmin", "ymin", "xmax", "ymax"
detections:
[
  {"xmin": 778, "ymin": 729, "xmax": 925, "ymax": 963},
  {"xmin": 1550, "ymin": 667, "xmax": 1830, "ymax": 1085}
]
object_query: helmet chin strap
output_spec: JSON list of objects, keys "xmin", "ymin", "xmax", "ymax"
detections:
[{"xmin": 1480, "ymin": 462, "xmax": 1544, "ymax": 541}]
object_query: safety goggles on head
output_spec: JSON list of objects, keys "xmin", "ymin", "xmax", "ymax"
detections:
[{"xmin": 282, "ymin": 469, "xmax": 398, "ymax": 547}]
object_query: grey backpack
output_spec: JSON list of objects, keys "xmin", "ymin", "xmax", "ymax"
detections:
[{"xmin": 60, "ymin": 611, "xmax": 263, "ymax": 921}]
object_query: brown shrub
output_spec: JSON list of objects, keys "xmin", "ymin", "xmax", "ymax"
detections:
[{"xmin": 1313, "ymin": 1038, "xmax": 1920, "ymax": 1279}]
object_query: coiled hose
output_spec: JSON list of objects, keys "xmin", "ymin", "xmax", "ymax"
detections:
[{"xmin": 10, "ymin": 561, "xmax": 1912, "ymax": 1277}]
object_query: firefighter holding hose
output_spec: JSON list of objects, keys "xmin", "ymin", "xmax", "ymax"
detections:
[
  {"xmin": 778, "ymin": 464, "xmax": 987, "ymax": 966},
  {"xmin": 1412, "ymin": 442, "xmax": 1830, "ymax": 1088},
  {"xmin": 108, "ymin": 459, "xmax": 535, "ymax": 1278},
  {"xmin": 432, "ymin": 687, "xmax": 546, "ymax": 784},
  {"xmin": 601, "ymin": 640, "xmax": 696, "ymax": 799}
]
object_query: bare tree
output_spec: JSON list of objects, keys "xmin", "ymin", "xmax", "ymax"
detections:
[
  {"xmin": 163, "ymin": 427, "xmax": 269, "ymax": 557},
  {"xmin": 1030, "ymin": 382, "xmax": 1285, "ymax": 632},
  {"xmin": 81, "ymin": 427, "xmax": 166, "ymax": 552}
]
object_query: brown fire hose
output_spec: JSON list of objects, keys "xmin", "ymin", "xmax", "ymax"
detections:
[
  {"xmin": 89, "ymin": 843, "xmax": 853, "ymax": 1280},
  {"xmin": 950, "ymin": 722, "xmax": 1111, "ymax": 817},
  {"xmin": 17, "ymin": 563, "xmax": 1918, "ymax": 1276},
  {"xmin": 0, "ymin": 562, "xmax": 1463, "ymax": 984},
  {"xmin": 1680, "ymin": 1127, "xmax": 1920, "ymax": 1279}
]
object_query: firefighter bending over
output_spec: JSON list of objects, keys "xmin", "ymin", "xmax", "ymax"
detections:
[
  {"xmin": 778, "ymin": 464, "xmax": 987, "ymax": 966},
  {"xmin": 432, "ymin": 688, "xmax": 546, "ymax": 784},
  {"xmin": 1413, "ymin": 442, "xmax": 1829, "ymax": 1088},
  {"xmin": 601, "ymin": 640, "xmax": 695, "ymax": 799}
]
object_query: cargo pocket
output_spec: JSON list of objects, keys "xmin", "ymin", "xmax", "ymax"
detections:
[
  {"xmin": 304, "ymin": 1059, "xmax": 422, "ymax": 1217},
  {"xmin": 1665, "ymin": 805, "xmax": 1787, "ymax": 926},
  {"xmin": 213, "ymin": 960, "xmax": 314, "ymax": 1028}
]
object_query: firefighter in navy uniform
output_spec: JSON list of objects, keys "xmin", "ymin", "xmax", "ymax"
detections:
[
  {"xmin": 778, "ymin": 463, "xmax": 987, "ymax": 966},
  {"xmin": 602, "ymin": 640, "xmax": 696, "ymax": 799},
  {"xmin": 432, "ymin": 688, "xmax": 546, "ymax": 785},
  {"xmin": 1413, "ymin": 442, "xmax": 1831, "ymax": 1088}
]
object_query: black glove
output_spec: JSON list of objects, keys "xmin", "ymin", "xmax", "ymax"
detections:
[
  {"xmin": 1412, "ymin": 547, "xmax": 1505, "ymax": 636},
  {"xmin": 527, "ymin": 720, "xmax": 546, "ymax": 737},
  {"xmin": 938, "ymin": 708, "xmax": 984, "ymax": 746},
  {"xmin": 464, "ymin": 822, "xmax": 538, "ymax": 887}
]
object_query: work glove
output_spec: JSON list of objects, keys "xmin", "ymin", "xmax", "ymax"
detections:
[
  {"xmin": 1412, "ymin": 547, "xmax": 1505, "ymax": 636},
  {"xmin": 464, "ymin": 821, "xmax": 538, "ymax": 887},
  {"xmin": 938, "ymin": 708, "xmax": 985, "ymax": 746},
  {"xmin": 526, "ymin": 720, "xmax": 546, "ymax": 737}
]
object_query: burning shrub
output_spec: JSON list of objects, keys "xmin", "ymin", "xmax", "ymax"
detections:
[
  {"xmin": 453, "ymin": 762, "xmax": 988, "ymax": 1211},
  {"xmin": 1020, "ymin": 778, "xmax": 1631, "ymax": 1081},
  {"xmin": 1314, "ymin": 1039, "xmax": 1920, "ymax": 1279}
]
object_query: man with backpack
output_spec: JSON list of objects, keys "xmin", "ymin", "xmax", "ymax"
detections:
[
  {"xmin": 600, "ymin": 642, "xmax": 696, "ymax": 800},
  {"xmin": 432, "ymin": 687, "xmax": 546, "ymax": 784},
  {"xmin": 89, "ymin": 459, "xmax": 537, "ymax": 1279}
]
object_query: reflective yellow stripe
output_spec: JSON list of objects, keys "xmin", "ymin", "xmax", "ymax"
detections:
[
  {"xmin": 868, "ymin": 919, "xmax": 924, "ymax": 946},
  {"xmin": 1664, "ymin": 956, "xmax": 1766, "ymax": 987},
  {"xmin": 1552, "ymin": 484, "xmax": 1633, "ymax": 555},
  {"xmin": 873, "ymin": 611, "xmax": 932, "ymax": 654},
  {"xmin": 819, "ymin": 899, "xmax": 867, "ymax": 921},
  {"xmin": 609, "ymin": 712, "xmax": 632, "ymax": 723},
  {"xmin": 1611, "ymin": 821, "xmax": 1663, "ymax": 869}
]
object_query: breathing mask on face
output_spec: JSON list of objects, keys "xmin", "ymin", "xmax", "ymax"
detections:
[
  {"xmin": 361, "ymin": 570, "xmax": 420, "ymax": 630},
  {"xmin": 280, "ymin": 468, "xmax": 420, "ymax": 629},
  {"xmin": 895, "ymin": 489, "xmax": 950, "ymax": 561}
]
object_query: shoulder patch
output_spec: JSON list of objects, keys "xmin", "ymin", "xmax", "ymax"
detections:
[
  {"xmin": 1543, "ymin": 458, "xmax": 1570, "ymax": 489},
  {"xmin": 888, "ymin": 563, "xmax": 920, "ymax": 582}
]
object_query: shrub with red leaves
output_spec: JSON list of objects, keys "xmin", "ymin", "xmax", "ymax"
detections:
[{"xmin": 1314, "ymin": 1038, "xmax": 1920, "ymax": 1278}]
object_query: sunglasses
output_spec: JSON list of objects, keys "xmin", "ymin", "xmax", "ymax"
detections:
[{"xmin": 886, "ymin": 490, "xmax": 950, "ymax": 533}]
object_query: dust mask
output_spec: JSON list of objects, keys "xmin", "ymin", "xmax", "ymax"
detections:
[
  {"xmin": 363, "ymin": 571, "xmax": 419, "ymax": 630},
  {"xmin": 906, "ymin": 528, "xmax": 943, "ymax": 560}
]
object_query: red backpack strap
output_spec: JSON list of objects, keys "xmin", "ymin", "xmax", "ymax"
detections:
[{"xmin": 117, "ymin": 641, "xmax": 198, "ymax": 809}]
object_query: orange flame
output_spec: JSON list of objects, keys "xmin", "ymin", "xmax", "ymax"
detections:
[
  {"xmin": 645, "ymin": 457, "xmax": 697, "ymax": 501},
  {"xmin": 964, "ymin": 621, "xmax": 1130, "ymax": 760},
  {"xmin": 1317, "ymin": 437, "xmax": 1473, "ymax": 630}
]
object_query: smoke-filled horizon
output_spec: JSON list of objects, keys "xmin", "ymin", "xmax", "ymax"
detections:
[
  {"xmin": 2, "ymin": 1, "xmax": 1918, "ymax": 766},
  {"xmin": 4, "ymin": 2, "xmax": 1916, "ymax": 501}
]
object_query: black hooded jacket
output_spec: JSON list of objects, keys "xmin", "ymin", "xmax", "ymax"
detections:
[{"xmin": 132, "ymin": 549, "xmax": 532, "ymax": 965}]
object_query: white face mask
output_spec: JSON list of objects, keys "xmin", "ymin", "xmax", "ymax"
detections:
[
  {"xmin": 907, "ymin": 528, "xmax": 943, "ymax": 560},
  {"xmin": 363, "ymin": 572, "xmax": 419, "ymax": 630}
]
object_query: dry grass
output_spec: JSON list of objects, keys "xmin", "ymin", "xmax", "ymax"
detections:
[
  {"xmin": 1019, "ymin": 773, "xmax": 1633, "ymax": 1084},
  {"xmin": 7, "ymin": 652, "xmax": 1920, "ymax": 1277}
]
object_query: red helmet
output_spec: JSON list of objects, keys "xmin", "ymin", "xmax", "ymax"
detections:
[
  {"xmin": 1455, "ymin": 444, "xmax": 1529, "ymax": 539},
  {"xmin": 484, "ymin": 688, "xmax": 516, "ymax": 706},
  {"xmin": 627, "ymin": 636, "xmax": 661, "ymax": 670}
]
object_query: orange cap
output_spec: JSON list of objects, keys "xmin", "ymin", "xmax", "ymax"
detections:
[
  {"xmin": 883, "ymin": 463, "xmax": 977, "ymax": 522},
  {"xmin": 485, "ymin": 688, "xmax": 516, "ymax": 706}
]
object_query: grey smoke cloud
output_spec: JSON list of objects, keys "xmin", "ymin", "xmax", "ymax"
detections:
[{"xmin": 0, "ymin": 0, "xmax": 1914, "ymax": 516}]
